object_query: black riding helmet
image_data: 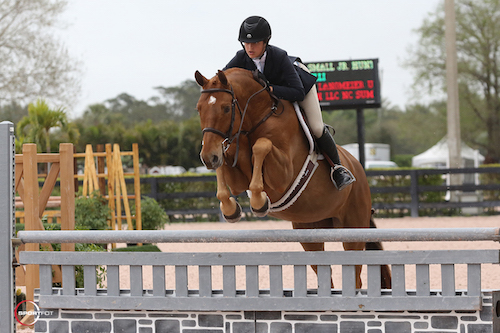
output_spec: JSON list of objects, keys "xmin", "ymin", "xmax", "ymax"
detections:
[{"xmin": 238, "ymin": 16, "xmax": 271, "ymax": 44}]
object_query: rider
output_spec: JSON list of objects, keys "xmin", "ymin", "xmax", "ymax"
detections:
[{"xmin": 224, "ymin": 16, "xmax": 355, "ymax": 191}]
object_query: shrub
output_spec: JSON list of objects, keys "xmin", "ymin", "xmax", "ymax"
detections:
[
  {"xmin": 75, "ymin": 192, "xmax": 111, "ymax": 230},
  {"xmin": 74, "ymin": 243, "xmax": 106, "ymax": 288},
  {"xmin": 48, "ymin": 243, "xmax": 107, "ymax": 289},
  {"xmin": 132, "ymin": 196, "xmax": 169, "ymax": 230}
]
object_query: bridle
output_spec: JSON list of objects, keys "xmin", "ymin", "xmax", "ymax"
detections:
[{"xmin": 201, "ymin": 83, "xmax": 281, "ymax": 167}]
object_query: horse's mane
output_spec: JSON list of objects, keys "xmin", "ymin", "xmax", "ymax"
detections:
[
  {"xmin": 222, "ymin": 68, "xmax": 270, "ymax": 99},
  {"xmin": 199, "ymin": 68, "xmax": 257, "ymax": 94},
  {"xmin": 223, "ymin": 67, "xmax": 253, "ymax": 79}
]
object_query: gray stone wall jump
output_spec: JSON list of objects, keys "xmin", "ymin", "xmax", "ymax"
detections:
[{"xmin": 33, "ymin": 292, "xmax": 495, "ymax": 333}]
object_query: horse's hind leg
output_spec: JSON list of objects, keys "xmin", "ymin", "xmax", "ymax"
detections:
[
  {"xmin": 342, "ymin": 242, "xmax": 364, "ymax": 289},
  {"xmin": 293, "ymin": 219, "xmax": 334, "ymax": 288},
  {"xmin": 367, "ymin": 218, "xmax": 392, "ymax": 289},
  {"xmin": 298, "ymin": 241, "xmax": 335, "ymax": 289},
  {"xmin": 341, "ymin": 218, "xmax": 369, "ymax": 290}
]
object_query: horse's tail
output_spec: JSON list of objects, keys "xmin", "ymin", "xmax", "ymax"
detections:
[{"xmin": 366, "ymin": 212, "xmax": 392, "ymax": 289}]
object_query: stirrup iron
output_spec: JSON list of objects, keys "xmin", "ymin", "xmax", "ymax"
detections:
[{"xmin": 330, "ymin": 165, "xmax": 356, "ymax": 191}]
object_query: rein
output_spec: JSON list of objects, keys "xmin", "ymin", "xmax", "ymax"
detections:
[{"xmin": 201, "ymin": 83, "xmax": 281, "ymax": 167}]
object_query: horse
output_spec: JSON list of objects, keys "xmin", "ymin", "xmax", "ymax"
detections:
[{"xmin": 194, "ymin": 68, "xmax": 391, "ymax": 289}]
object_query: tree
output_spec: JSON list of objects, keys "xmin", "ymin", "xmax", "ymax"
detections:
[
  {"xmin": 17, "ymin": 99, "xmax": 70, "ymax": 153},
  {"xmin": 154, "ymin": 79, "xmax": 201, "ymax": 120},
  {"xmin": 387, "ymin": 102, "xmax": 447, "ymax": 155},
  {"xmin": 73, "ymin": 103, "xmax": 127, "ymax": 151},
  {"xmin": 133, "ymin": 120, "xmax": 172, "ymax": 167},
  {"xmin": 405, "ymin": 0, "xmax": 500, "ymax": 163},
  {"xmin": 104, "ymin": 93, "xmax": 169, "ymax": 126},
  {"xmin": 0, "ymin": 0, "xmax": 81, "ymax": 107},
  {"xmin": 0, "ymin": 101, "xmax": 27, "ymax": 124},
  {"xmin": 71, "ymin": 80, "xmax": 205, "ymax": 169}
]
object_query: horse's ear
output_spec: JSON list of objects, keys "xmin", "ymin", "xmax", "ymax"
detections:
[
  {"xmin": 217, "ymin": 70, "xmax": 228, "ymax": 86},
  {"xmin": 195, "ymin": 70, "xmax": 208, "ymax": 87}
]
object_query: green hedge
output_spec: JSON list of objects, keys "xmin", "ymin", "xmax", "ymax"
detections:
[
  {"xmin": 112, "ymin": 244, "xmax": 161, "ymax": 252},
  {"xmin": 137, "ymin": 169, "xmax": 500, "ymax": 221},
  {"xmin": 368, "ymin": 169, "xmax": 447, "ymax": 217},
  {"xmin": 139, "ymin": 175, "xmax": 259, "ymax": 222},
  {"xmin": 132, "ymin": 196, "xmax": 169, "ymax": 230}
]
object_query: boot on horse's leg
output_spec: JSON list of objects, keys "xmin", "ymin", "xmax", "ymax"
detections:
[
  {"xmin": 316, "ymin": 126, "xmax": 355, "ymax": 191},
  {"xmin": 221, "ymin": 197, "xmax": 242, "ymax": 223}
]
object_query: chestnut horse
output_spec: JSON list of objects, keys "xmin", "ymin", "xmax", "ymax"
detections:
[{"xmin": 195, "ymin": 68, "xmax": 391, "ymax": 289}]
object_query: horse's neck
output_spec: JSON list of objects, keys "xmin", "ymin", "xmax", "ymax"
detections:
[{"xmin": 235, "ymin": 83, "xmax": 273, "ymax": 123}]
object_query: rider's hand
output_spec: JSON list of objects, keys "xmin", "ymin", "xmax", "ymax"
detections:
[{"xmin": 253, "ymin": 70, "xmax": 270, "ymax": 91}]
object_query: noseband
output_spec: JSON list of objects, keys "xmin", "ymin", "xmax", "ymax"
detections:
[{"xmin": 201, "ymin": 84, "xmax": 280, "ymax": 167}]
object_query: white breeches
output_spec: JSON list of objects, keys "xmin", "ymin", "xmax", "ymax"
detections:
[{"xmin": 296, "ymin": 62, "xmax": 324, "ymax": 138}]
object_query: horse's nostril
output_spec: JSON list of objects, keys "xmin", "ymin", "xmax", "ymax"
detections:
[{"xmin": 212, "ymin": 155, "xmax": 219, "ymax": 166}]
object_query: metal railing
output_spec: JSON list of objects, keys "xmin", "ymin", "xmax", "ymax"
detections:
[
  {"xmin": 14, "ymin": 227, "xmax": 500, "ymax": 244},
  {"xmin": 16, "ymin": 228, "xmax": 500, "ymax": 312},
  {"xmin": 0, "ymin": 122, "xmax": 15, "ymax": 333}
]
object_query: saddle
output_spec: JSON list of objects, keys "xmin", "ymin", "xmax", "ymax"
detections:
[{"xmin": 268, "ymin": 103, "xmax": 320, "ymax": 212}]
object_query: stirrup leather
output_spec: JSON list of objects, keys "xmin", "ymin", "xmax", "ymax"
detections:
[{"xmin": 330, "ymin": 165, "xmax": 356, "ymax": 191}]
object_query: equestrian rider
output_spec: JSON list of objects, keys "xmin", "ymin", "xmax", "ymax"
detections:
[{"xmin": 224, "ymin": 16, "xmax": 355, "ymax": 191}]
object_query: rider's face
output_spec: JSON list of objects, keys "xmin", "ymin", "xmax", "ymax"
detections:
[{"xmin": 244, "ymin": 41, "xmax": 266, "ymax": 59}]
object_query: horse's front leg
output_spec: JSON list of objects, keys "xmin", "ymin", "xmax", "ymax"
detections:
[
  {"xmin": 248, "ymin": 138, "xmax": 272, "ymax": 216},
  {"xmin": 216, "ymin": 167, "xmax": 242, "ymax": 223},
  {"xmin": 248, "ymin": 137, "xmax": 293, "ymax": 216}
]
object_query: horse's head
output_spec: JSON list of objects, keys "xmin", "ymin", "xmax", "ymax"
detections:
[{"xmin": 195, "ymin": 70, "xmax": 237, "ymax": 169}]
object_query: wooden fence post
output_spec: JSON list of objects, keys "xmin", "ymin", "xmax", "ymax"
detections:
[
  {"xmin": 106, "ymin": 144, "xmax": 116, "ymax": 230},
  {"xmin": 23, "ymin": 144, "xmax": 39, "ymax": 316},
  {"xmin": 97, "ymin": 144, "xmax": 106, "ymax": 196},
  {"xmin": 82, "ymin": 144, "xmax": 99, "ymax": 197},
  {"xmin": 60, "ymin": 143, "xmax": 75, "ymax": 252},
  {"xmin": 133, "ymin": 143, "xmax": 142, "ymax": 231},
  {"xmin": 113, "ymin": 144, "xmax": 133, "ymax": 230}
]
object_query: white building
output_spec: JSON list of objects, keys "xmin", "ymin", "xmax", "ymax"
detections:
[{"xmin": 341, "ymin": 143, "xmax": 391, "ymax": 162}]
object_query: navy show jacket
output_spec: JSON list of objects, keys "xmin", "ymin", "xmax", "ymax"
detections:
[{"xmin": 224, "ymin": 45, "xmax": 310, "ymax": 102}]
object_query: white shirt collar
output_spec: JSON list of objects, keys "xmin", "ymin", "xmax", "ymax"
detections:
[{"xmin": 252, "ymin": 51, "xmax": 267, "ymax": 73}]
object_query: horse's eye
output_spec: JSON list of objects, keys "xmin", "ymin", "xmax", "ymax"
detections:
[{"xmin": 223, "ymin": 106, "xmax": 231, "ymax": 114}]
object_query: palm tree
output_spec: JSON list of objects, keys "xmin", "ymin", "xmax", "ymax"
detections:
[{"xmin": 17, "ymin": 99, "xmax": 68, "ymax": 153}]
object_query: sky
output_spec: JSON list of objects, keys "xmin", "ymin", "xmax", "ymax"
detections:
[{"xmin": 59, "ymin": 0, "xmax": 442, "ymax": 118}]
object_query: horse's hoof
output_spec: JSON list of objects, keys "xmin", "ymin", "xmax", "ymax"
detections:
[
  {"xmin": 251, "ymin": 195, "xmax": 270, "ymax": 217},
  {"xmin": 223, "ymin": 201, "xmax": 242, "ymax": 223}
]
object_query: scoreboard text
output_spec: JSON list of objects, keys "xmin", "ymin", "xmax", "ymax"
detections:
[{"xmin": 304, "ymin": 59, "xmax": 381, "ymax": 110}]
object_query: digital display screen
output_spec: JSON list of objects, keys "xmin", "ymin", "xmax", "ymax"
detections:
[{"xmin": 304, "ymin": 59, "xmax": 381, "ymax": 110}]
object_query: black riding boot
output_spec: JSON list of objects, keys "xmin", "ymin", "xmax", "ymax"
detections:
[{"xmin": 316, "ymin": 127, "xmax": 355, "ymax": 191}]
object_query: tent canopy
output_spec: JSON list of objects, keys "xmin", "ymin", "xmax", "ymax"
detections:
[{"xmin": 412, "ymin": 137, "xmax": 484, "ymax": 168}]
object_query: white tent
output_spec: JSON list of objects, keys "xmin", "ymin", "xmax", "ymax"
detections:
[{"xmin": 412, "ymin": 137, "xmax": 484, "ymax": 169}]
